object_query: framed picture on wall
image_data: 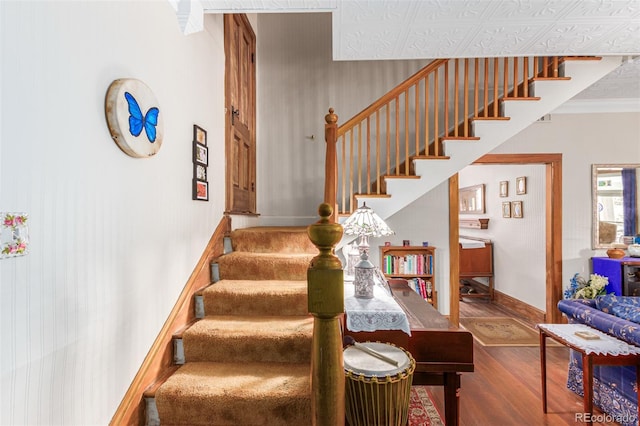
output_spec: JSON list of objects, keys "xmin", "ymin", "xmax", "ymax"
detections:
[
  {"xmin": 194, "ymin": 142, "xmax": 208, "ymax": 166},
  {"xmin": 502, "ymin": 201, "xmax": 511, "ymax": 218},
  {"xmin": 193, "ymin": 179, "xmax": 209, "ymax": 201},
  {"xmin": 193, "ymin": 124, "xmax": 207, "ymax": 146},
  {"xmin": 499, "ymin": 181, "xmax": 508, "ymax": 197},
  {"xmin": 195, "ymin": 164, "xmax": 207, "ymax": 181},
  {"xmin": 516, "ymin": 176, "xmax": 527, "ymax": 195},
  {"xmin": 459, "ymin": 184, "xmax": 485, "ymax": 214},
  {"xmin": 512, "ymin": 201, "xmax": 523, "ymax": 218}
]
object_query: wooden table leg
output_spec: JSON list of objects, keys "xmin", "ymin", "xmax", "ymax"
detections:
[
  {"xmin": 539, "ymin": 330, "xmax": 547, "ymax": 413},
  {"xmin": 443, "ymin": 372, "xmax": 460, "ymax": 426},
  {"xmin": 582, "ymin": 354, "xmax": 593, "ymax": 425}
]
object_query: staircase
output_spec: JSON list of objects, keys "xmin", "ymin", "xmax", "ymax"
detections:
[
  {"xmin": 329, "ymin": 56, "xmax": 624, "ymax": 220},
  {"xmin": 140, "ymin": 55, "xmax": 624, "ymax": 425},
  {"xmin": 145, "ymin": 227, "xmax": 317, "ymax": 425}
]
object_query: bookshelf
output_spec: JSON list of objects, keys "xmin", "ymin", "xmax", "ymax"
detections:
[{"xmin": 380, "ymin": 245, "xmax": 437, "ymax": 309}]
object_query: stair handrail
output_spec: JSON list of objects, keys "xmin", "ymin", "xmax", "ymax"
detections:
[
  {"xmin": 337, "ymin": 59, "xmax": 449, "ymax": 137},
  {"xmin": 326, "ymin": 56, "xmax": 565, "ymax": 216}
]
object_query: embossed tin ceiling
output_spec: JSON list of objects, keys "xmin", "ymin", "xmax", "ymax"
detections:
[{"xmin": 198, "ymin": 0, "xmax": 640, "ymax": 102}]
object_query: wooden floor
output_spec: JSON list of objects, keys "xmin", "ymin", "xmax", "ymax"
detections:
[{"xmin": 427, "ymin": 298, "xmax": 619, "ymax": 425}]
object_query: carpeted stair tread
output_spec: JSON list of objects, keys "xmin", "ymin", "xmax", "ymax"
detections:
[
  {"xmin": 216, "ymin": 251, "xmax": 315, "ymax": 281},
  {"xmin": 203, "ymin": 279, "xmax": 308, "ymax": 316},
  {"xmin": 183, "ymin": 315, "xmax": 313, "ymax": 363},
  {"xmin": 155, "ymin": 361, "xmax": 311, "ymax": 426},
  {"xmin": 231, "ymin": 226, "xmax": 316, "ymax": 254}
]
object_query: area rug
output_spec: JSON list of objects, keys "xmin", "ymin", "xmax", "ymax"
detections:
[
  {"xmin": 460, "ymin": 317, "xmax": 544, "ymax": 347},
  {"xmin": 408, "ymin": 386, "xmax": 444, "ymax": 425}
]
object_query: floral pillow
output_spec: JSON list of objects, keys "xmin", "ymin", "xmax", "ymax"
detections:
[
  {"xmin": 611, "ymin": 303, "xmax": 640, "ymax": 324},
  {"xmin": 596, "ymin": 294, "xmax": 640, "ymax": 314},
  {"xmin": 595, "ymin": 294, "xmax": 622, "ymax": 313}
]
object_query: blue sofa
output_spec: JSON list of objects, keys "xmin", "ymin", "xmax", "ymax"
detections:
[{"xmin": 558, "ymin": 295, "xmax": 640, "ymax": 426}]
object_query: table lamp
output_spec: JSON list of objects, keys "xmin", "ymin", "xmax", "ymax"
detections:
[{"xmin": 342, "ymin": 202, "xmax": 394, "ymax": 298}]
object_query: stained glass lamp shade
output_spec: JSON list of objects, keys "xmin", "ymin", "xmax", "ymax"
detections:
[{"xmin": 342, "ymin": 202, "xmax": 395, "ymax": 253}]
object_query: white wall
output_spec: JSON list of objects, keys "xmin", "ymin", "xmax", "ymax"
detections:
[
  {"xmin": 1, "ymin": 2, "xmax": 226, "ymax": 424},
  {"xmin": 494, "ymin": 112, "xmax": 640, "ymax": 284},
  {"xmin": 458, "ymin": 164, "xmax": 547, "ymax": 310},
  {"xmin": 256, "ymin": 12, "xmax": 430, "ymax": 224}
]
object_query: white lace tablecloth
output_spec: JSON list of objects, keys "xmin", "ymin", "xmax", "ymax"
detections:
[
  {"xmin": 538, "ymin": 323, "xmax": 640, "ymax": 356},
  {"xmin": 344, "ymin": 283, "xmax": 411, "ymax": 336}
]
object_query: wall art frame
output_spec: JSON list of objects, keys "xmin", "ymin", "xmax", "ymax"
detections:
[
  {"xmin": 459, "ymin": 184, "xmax": 485, "ymax": 214},
  {"xmin": 499, "ymin": 181, "xmax": 508, "ymax": 197},
  {"xmin": 512, "ymin": 201, "xmax": 523, "ymax": 218},
  {"xmin": 193, "ymin": 124, "xmax": 207, "ymax": 146},
  {"xmin": 502, "ymin": 202, "xmax": 511, "ymax": 218},
  {"xmin": 516, "ymin": 176, "xmax": 527, "ymax": 195},
  {"xmin": 105, "ymin": 78, "xmax": 164, "ymax": 158},
  {"xmin": 193, "ymin": 142, "xmax": 208, "ymax": 166},
  {"xmin": 195, "ymin": 164, "xmax": 207, "ymax": 181},
  {"xmin": 193, "ymin": 179, "xmax": 209, "ymax": 201}
]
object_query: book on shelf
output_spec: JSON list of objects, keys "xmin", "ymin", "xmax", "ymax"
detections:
[
  {"xmin": 382, "ymin": 253, "xmax": 433, "ymax": 275},
  {"xmin": 407, "ymin": 277, "xmax": 433, "ymax": 303}
]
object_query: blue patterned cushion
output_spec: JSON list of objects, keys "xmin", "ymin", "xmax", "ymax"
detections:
[
  {"xmin": 595, "ymin": 294, "xmax": 622, "ymax": 313},
  {"xmin": 611, "ymin": 303, "xmax": 640, "ymax": 324},
  {"xmin": 595, "ymin": 295, "xmax": 640, "ymax": 314}
]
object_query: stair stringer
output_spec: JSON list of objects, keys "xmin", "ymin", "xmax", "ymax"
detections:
[{"xmin": 356, "ymin": 56, "xmax": 623, "ymax": 221}]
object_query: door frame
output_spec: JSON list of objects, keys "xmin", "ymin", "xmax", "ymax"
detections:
[{"xmin": 449, "ymin": 153, "xmax": 563, "ymax": 325}]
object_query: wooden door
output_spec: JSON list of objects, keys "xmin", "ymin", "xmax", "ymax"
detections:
[{"xmin": 224, "ymin": 14, "xmax": 256, "ymax": 214}]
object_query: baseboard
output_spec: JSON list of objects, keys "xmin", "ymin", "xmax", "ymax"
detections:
[
  {"xmin": 462, "ymin": 280, "xmax": 546, "ymax": 324},
  {"xmin": 109, "ymin": 215, "xmax": 231, "ymax": 426},
  {"xmin": 491, "ymin": 288, "xmax": 546, "ymax": 324}
]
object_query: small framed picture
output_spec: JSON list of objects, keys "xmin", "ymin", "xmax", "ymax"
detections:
[
  {"xmin": 194, "ymin": 142, "xmax": 208, "ymax": 166},
  {"xmin": 193, "ymin": 179, "xmax": 209, "ymax": 201},
  {"xmin": 516, "ymin": 176, "xmax": 527, "ymax": 195},
  {"xmin": 384, "ymin": 241, "xmax": 391, "ymax": 247},
  {"xmin": 402, "ymin": 240, "xmax": 410, "ymax": 247},
  {"xmin": 499, "ymin": 181, "xmax": 508, "ymax": 197},
  {"xmin": 502, "ymin": 201, "xmax": 511, "ymax": 218},
  {"xmin": 195, "ymin": 164, "xmax": 207, "ymax": 181},
  {"xmin": 512, "ymin": 201, "xmax": 523, "ymax": 218},
  {"xmin": 193, "ymin": 124, "xmax": 207, "ymax": 146}
]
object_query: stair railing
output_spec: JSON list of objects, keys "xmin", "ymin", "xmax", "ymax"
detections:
[{"xmin": 324, "ymin": 56, "xmax": 564, "ymax": 216}]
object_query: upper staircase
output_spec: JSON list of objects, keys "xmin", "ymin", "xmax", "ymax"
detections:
[{"xmin": 326, "ymin": 56, "xmax": 623, "ymax": 220}]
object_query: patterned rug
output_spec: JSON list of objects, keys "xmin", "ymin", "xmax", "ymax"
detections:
[
  {"xmin": 408, "ymin": 386, "xmax": 444, "ymax": 425},
  {"xmin": 460, "ymin": 316, "xmax": 545, "ymax": 347}
]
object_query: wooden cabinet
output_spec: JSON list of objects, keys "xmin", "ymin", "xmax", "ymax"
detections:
[
  {"xmin": 380, "ymin": 245, "xmax": 437, "ymax": 308},
  {"xmin": 592, "ymin": 256, "xmax": 640, "ymax": 296}
]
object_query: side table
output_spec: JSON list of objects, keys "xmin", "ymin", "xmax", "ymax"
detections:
[{"xmin": 538, "ymin": 323, "xmax": 640, "ymax": 424}]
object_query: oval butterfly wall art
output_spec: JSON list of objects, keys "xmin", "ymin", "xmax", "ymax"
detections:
[{"xmin": 105, "ymin": 78, "xmax": 164, "ymax": 158}]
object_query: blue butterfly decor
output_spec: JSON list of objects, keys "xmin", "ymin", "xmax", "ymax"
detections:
[{"xmin": 124, "ymin": 92, "xmax": 159, "ymax": 143}]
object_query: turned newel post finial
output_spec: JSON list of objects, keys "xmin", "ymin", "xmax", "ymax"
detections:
[{"xmin": 325, "ymin": 108, "xmax": 338, "ymax": 125}]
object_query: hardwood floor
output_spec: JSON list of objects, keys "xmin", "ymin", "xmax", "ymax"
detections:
[{"xmin": 427, "ymin": 299, "xmax": 619, "ymax": 425}]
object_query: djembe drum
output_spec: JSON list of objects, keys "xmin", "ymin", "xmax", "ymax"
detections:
[{"xmin": 343, "ymin": 342, "xmax": 415, "ymax": 426}]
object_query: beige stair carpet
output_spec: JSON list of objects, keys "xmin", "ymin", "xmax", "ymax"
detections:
[{"xmin": 154, "ymin": 226, "xmax": 316, "ymax": 425}]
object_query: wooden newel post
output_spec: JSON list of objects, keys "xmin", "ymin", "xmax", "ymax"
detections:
[
  {"xmin": 307, "ymin": 203, "xmax": 344, "ymax": 426},
  {"xmin": 324, "ymin": 108, "xmax": 338, "ymax": 223}
]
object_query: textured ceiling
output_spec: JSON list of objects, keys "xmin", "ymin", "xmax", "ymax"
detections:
[{"xmin": 195, "ymin": 0, "xmax": 640, "ymax": 103}]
